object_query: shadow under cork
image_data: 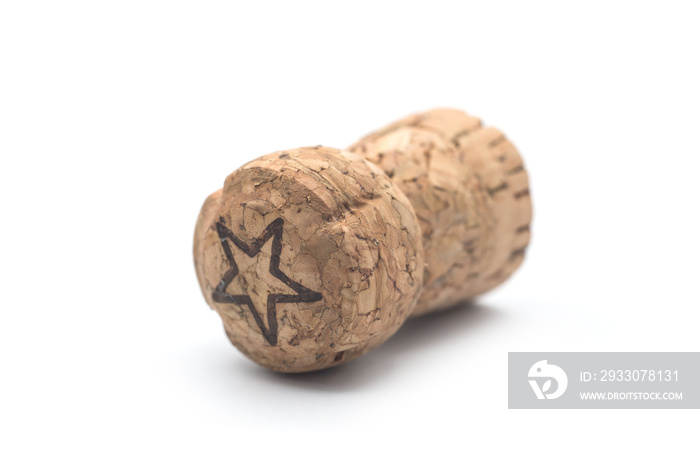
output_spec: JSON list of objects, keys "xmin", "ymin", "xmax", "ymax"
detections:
[{"xmin": 236, "ymin": 300, "xmax": 506, "ymax": 392}]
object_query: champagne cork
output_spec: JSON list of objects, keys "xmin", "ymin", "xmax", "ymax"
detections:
[{"xmin": 194, "ymin": 109, "xmax": 531, "ymax": 372}]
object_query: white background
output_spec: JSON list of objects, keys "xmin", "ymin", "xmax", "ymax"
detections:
[{"xmin": 1, "ymin": 1, "xmax": 699, "ymax": 465}]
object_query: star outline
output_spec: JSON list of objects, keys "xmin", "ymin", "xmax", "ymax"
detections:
[{"xmin": 212, "ymin": 216, "xmax": 322, "ymax": 346}]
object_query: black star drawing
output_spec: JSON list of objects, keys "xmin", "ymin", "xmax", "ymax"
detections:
[{"xmin": 211, "ymin": 216, "xmax": 322, "ymax": 346}]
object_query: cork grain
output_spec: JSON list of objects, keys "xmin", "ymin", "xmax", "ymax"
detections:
[
  {"xmin": 194, "ymin": 147, "xmax": 423, "ymax": 372},
  {"xmin": 349, "ymin": 109, "xmax": 532, "ymax": 315}
]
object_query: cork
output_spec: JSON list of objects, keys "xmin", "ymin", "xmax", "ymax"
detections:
[
  {"xmin": 348, "ymin": 109, "xmax": 532, "ymax": 315},
  {"xmin": 194, "ymin": 109, "xmax": 531, "ymax": 372},
  {"xmin": 194, "ymin": 147, "xmax": 424, "ymax": 372}
]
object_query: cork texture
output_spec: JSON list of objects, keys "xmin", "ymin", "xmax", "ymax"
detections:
[
  {"xmin": 194, "ymin": 147, "xmax": 424, "ymax": 372},
  {"xmin": 349, "ymin": 109, "xmax": 532, "ymax": 315}
]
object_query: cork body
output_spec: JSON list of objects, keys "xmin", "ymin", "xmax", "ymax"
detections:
[
  {"xmin": 349, "ymin": 109, "xmax": 532, "ymax": 315},
  {"xmin": 194, "ymin": 147, "xmax": 423, "ymax": 372}
]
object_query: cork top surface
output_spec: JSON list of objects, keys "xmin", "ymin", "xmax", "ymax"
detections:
[{"xmin": 194, "ymin": 146, "xmax": 423, "ymax": 372}]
